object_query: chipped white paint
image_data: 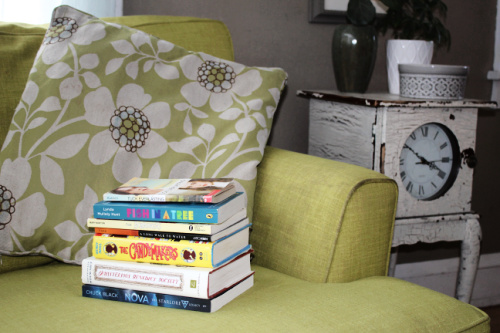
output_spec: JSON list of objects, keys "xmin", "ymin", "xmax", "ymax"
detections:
[
  {"xmin": 392, "ymin": 214, "xmax": 481, "ymax": 303},
  {"xmin": 384, "ymin": 107, "xmax": 478, "ymax": 217},
  {"xmin": 308, "ymin": 99, "xmax": 375, "ymax": 169},
  {"xmin": 301, "ymin": 91, "xmax": 495, "ymax": 304},
  {"xmin": 305, "ymin": 92, "xmax": 486, "ymax": 218}
]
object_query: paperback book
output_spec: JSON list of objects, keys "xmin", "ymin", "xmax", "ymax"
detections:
[
  {"xmin": 92, "ymin": 217, "xmax": 250, "ymax": 242},
  {"xmin": 103, "ymin": 177, "xmax": 236, "ymax": 203},
  {"xmin": 81, "ymin": 250, "xmax": 253, "ymax": 298},
  {"xmin": 82, "ymin": 274, "xmax": 254, "ymax": 313},
  {"xmin": 93, "ymin": 192, "xmax": 245, "ymax": 224},
  {"xmin": 92, "ymin": 226, "xmax": 251, "ymax": 268},
  {"xmin": 87, "ymin": 209, "xmax": 247, "ymax": 238}
]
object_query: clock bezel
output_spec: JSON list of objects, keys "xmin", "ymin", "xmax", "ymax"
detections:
[{"xmin": 399, "ymin": 122, "xmax": 461, "ymax": 201}]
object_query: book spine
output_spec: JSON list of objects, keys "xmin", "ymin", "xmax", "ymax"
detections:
[
  {"xmin": 82, "ymin": 284, "xmax": 212, "ymax": 312},
  {"xmin": 81, "ymin": 258, "xmax": 210, "ymax": 298},
  {"xmin": 92, "ymin": 235, "xmax": 215, "ymax": 268},
  {"xmin": 94, "ymin": 228, "xmax": 211, "ymax": 241},
  {"xmin": 138, "ymin": 230, "xmax": 211, "ymax": 241},
  {"xmin": 93, "ymin": 202, "xmax": 219, "ymax": 223},
  {"xmin": 87, "ymin": 218, "xmax": 216, "ymax": 234},
  {"xmin": 202, "ymin": 189, "xmax": 221, "ymax": 203},
  {"xmin": 103, "ymin": 193, "xmax": 210, "ymax": 203}
]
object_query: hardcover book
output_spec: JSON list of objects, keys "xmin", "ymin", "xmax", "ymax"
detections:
[
  {"xmin": 103, "ymin": 177, "xmax": 236, "ymax": 203},
  {"xmin": 87, "ymin": 209, "xmax": 247, "ymax": 237},
  {"xmin": 92, "ymin": 226, "xmax": 250, "ymax": 268},
  {"xmin": 82, "ymin": 274, "xmax": 254, "ymax": 313},
  {"xmin": 93, "ymin": 192, "xmax": 245, "ymax": 224},
  {"xmin": 81, "ymin": 250, "xmax": 253, "ymax": 298},
  {"xmin": 91, "ymin": 217, "xmax": 250, "ymax": 242}
]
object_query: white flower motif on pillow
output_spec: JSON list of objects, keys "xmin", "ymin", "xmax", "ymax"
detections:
[
  {"xmin": 0, "ymin": 158, "xmax": 47, "ymax": 251},
  {"xmin": 179, "ymin": 53, "xmax": 263, "ymax": 112},
  {"xmin": 40, "ymin": 16, "xmax": 107, "ymax": 65},
  {"xmin": 84, "ymin": 84, "xmax": 170, "ymax": 182},
  {"xmin": 106, "ymin": 31, "xmax": 179, "ymax": 80},
  {"xmin": 54, "ymin": 185, "xmax": 96, "ymax": 262}
]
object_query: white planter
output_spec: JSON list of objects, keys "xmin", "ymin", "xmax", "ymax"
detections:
[{"xmin": 386, "ymin": 39, "xmax": 434, "ymax": 94}]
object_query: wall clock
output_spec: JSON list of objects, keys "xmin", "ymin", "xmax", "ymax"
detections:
[{"xmin": 399, "ymin": 122, "xmax": 461, "ymax": 201}]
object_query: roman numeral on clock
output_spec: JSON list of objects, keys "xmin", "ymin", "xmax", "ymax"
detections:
[{"xmin": 419, "ymin": 185, "xmax": 425, "ymax": 195}]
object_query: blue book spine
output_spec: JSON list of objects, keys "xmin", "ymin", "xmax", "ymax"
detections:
[
  {"xmin": 82, "ymin": 284, "xmax": 212, "ymax": 312},
  {"xmin": 93, "ymin": 193, "xmax": 242, "ymax": 224}
]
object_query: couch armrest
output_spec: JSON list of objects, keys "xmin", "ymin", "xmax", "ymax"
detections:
[{"xmin": 251, "ymin": 146, "xmax": 398, "ymax": 283}]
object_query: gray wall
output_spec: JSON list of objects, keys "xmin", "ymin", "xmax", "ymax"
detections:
[{"xmin": 123, "ymin": 0, "xmax": 500, "ymax": 264}]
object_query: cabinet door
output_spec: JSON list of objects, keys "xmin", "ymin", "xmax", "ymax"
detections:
[
  {"xmin": 308, "ymin": 99, "xmax": 376, "ymax": 169},
  {"xmin": 383, "ymin": 107, "xmax": 478, "ymax": 218}
]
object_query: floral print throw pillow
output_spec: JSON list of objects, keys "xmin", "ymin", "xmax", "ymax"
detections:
[{"xmin": 0, "ymin": 6, "xmax": 287, "ymax": 264}]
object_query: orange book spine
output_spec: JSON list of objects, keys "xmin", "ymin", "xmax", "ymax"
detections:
[{"xmin": 94, "ymin": 228, "xmax": 139, "ymax": 236}]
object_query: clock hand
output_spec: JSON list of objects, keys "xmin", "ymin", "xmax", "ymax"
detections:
[
  {"xmin": 428, "ymin": 161, "xmax": 446, "ymax": 174},
  {"xmin": 403, "ymin": 144, "xmax": 431, "ymax": 165},
  {"xmin": 415, "ymin": 158, "xmax": 446, "ymax": 174},
  {"xmin": 404, "ymin": 145, "xmax": 445, "ymax": 174}
]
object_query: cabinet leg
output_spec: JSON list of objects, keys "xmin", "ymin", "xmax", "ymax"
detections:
[
  {"xmin": 455, "ymin": 218, "xmax": 482, "ymax": 303},
  {"xmin": 388, "ymin": 248, "xmax": 398, "ymax": 277}
]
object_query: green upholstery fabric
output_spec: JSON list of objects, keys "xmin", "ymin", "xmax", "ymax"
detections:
[
  {"xmin": 252, "ymin": 147, "xmax": 397, "ymax": 282},
  {"xmin": 0, "ymin": 254, "xmax": 53, "ymax": 273},
  {"xmin": 0, "ymin": 263, "xmax": 490, "ymax": 332}
]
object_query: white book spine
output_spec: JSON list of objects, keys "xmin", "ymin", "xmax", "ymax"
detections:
[{"xmin": 81, "ymin": 257, "xmax": 210, "ymax": 298}]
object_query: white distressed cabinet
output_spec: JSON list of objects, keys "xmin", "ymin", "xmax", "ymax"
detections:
[{"xmin": 298, "ymin": 90, "xmax": 496, "ymax": 303}]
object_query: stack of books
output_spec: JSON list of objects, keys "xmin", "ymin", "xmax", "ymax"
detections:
[{"xmin": 81, "ymin": 177, "xmax": 254, "ymax": 313}]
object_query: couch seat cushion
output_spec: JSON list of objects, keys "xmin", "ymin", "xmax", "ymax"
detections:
[{"xmin": 0, "ymin": 263, "xmax": 489, "ymax": 332}]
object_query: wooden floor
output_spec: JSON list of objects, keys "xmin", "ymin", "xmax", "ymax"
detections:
[{"xmin": 481, "ymin": 305, "xmax": 500, "ymax": 333}]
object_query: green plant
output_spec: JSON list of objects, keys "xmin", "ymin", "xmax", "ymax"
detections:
[
  {"xmin": 347, "ymin": 0, "xmax": 376, "ymax": 25},
  {"xmin": 376, "ymin": 0, "xmax": 451, "ymax": 50}
]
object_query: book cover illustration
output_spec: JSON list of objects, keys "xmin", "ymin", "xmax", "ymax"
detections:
[
  {"xmin": 93, "ymin": 192, "xmax": 244, "ymax": 224},
  {"xmin": 92, "ymin": 226, "xmax": 250, "ymax": 268},
  {"xmin": 82, "ymin": 274, "xmax": 254, "ymax": 313},
  {"xmin": 103, "ymin": 177, "xmax": 235, "ymax": 203}
]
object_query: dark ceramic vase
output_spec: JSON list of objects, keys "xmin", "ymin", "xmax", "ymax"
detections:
[{"xmin": 332, "ymin": 24, "xmax": 377, "ymax": 93}]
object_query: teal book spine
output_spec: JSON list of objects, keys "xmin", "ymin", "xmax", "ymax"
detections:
[{"xmin": 93, "ymin": 193, "xmax": 243, "ymax": 224}]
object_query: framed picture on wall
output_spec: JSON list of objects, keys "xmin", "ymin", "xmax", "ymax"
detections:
[{"xmin": 309, "ymin": 0, "xmax": 386, "ymax": 24}]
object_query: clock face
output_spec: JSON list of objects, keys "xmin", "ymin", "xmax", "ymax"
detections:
[{"xmin": 399, "ymin": 123, "xmax": 460, "ymax": 201}]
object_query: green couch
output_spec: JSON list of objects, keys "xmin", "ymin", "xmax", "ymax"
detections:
[{"xmin": 0, "ymin": 15, "xmax": 490, "ymax": 332}]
